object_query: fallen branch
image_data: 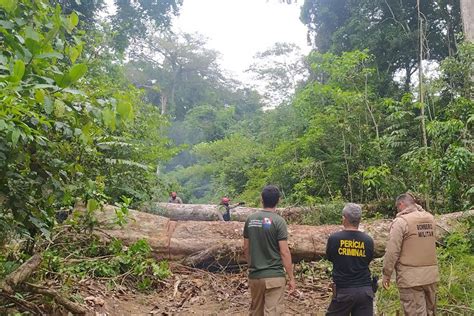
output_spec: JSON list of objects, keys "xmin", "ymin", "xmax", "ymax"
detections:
[
  {"xmin": 0, "ymin": 253, "xmax": 42, "ymax": 293},
  {"xmin": 0, "ymin": 291, "xmax": 42, "ymax": 315},
  {"xmin": 25, "ymin": 283, "xmax": 88, "ymax": 315}
]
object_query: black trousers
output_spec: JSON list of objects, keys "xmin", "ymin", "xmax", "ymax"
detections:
[{"xmin": 326, "ymin": 286, "xmax": 374, "ymax": 316}]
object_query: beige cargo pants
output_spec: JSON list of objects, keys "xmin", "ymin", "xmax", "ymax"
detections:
[
  {"xmin": 249, "ymin": 277, "xmax": 286, "ymax": 316},
  {"xmin": 399, "ymin": 282, "xmax": 437, "ymax": 316}
]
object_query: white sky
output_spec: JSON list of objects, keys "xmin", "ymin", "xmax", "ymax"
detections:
[{"xmin": 173, "ymin": 0, "xmax": 312, "ymax": 83}]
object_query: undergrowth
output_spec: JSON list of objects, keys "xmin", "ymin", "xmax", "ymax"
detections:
[
  {"xmin": 41, "ymin": 237, "xmax": 171, "ymax": 292},
  {"xmin": 300, "ymin": 201, "xmax": 345, "ymax": 225},
  {"xmin": 1, "ymin": 198, "xmax": 172, "ymax": 314}
]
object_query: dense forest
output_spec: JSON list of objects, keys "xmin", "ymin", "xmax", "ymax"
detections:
[{"xmin": 0, "ymin": 0, "xmax": 472, "ymax": 314}]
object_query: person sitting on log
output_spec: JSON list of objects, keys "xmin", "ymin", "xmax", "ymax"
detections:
[
  {"xmin": 325, "ymin": 203, "xmax": 375, "ymax": 315},
  {"xmin": 168, "ymin": 192, "xmax": 183, "ymax": 204},
  {"xmin": 218, "ymin": 197, "xmax": 244, "ymax": 221}
]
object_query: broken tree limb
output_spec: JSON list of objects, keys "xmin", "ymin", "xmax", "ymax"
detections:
[
  {"xmin": 95, "ymin": 205, "xmax": 473, "ymax": 268},
  {"xmin": 139, "ymin": 202, "xmax": 311, "ymax": 222},
  {"xmin": 0, "ymin": 253, "xmax": 42, "ymax": 293},
  {"xmin": 0, "ymin": 253, "xmax": 88, "ymax": 315},
  {"xmin": 25, "ymin": 283, "xmax": 88, "ymax": 315},
  {"xmin": 0, "ymin": 291, "xmax": 42, "ymax": 315}
]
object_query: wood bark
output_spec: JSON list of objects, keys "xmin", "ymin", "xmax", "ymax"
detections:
[
  {"xmin": 460, "ymin": 0, "xmax": 474, "ymax": 42},
  {"xmin": 96, "ymin": 205, "xmax": 473, "ymax": 268},
  {"xmin": 0, "ymin": 253, "xmax": 42, "ymax": 293},
  {"xmin": 25, "ymin": 283, "xmax": 88, "ymax": 315},
  {"xmin": 140, "ymin": 202, "xmax": 312, "ymax": 222}
]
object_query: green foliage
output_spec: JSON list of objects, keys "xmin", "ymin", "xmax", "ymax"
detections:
[
  {"xmin": 300, "ymin": 0, "xmax": 462, "ymax": 95},
  {"xmin": 171, "ymin": 45, "xmax": 472, "ymax": 214},
  {"xmin": 43, "ymin": 237, "xmax": 171, "ymax": 291},
  {"xmin": 0, "ymin": 0, "xmax": 175, "ymax": 244},
  {"xmin": 300, "ymin": 200, "xmax": 345, "ymax": 226}
]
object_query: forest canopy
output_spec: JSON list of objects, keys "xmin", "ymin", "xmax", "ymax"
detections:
[{"xmin": 1, "ymin": 0, "xmax": 472, "ymax": 245}]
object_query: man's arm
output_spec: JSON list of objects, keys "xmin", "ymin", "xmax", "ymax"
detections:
[
  {"xmin": 243, "ymin": 238, "xmax": 250, "ymax": 264},
  {"xmin": 229, "ymin": 202, "xmax": 244, "ymax": 210},
  {"xmin": 243, "ymin": 219, "xmax": 250, "ymax": 263},
  {"xmin": 382, "ymin": 218, "xmax": 406, "ymax": 289},
  {"xmin": 325, "ymin": 235, "xmax": 334, "ymax": 262},
  {"xmin": 279, "ymin": 240, "xmax": 296, "ymax": 292}
]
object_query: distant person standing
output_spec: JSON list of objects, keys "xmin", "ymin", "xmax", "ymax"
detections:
[
  {"xmin": 243, "ymin": 185, "xmax": 295, "ymax": 315},
  {"xmin": 325, "ymin": 203, "xmax": 375, "ymax": 316},
  {"xmin": 218, "ymin": 197, "xmax": 244, "ymax": 221},
  {"xmin": 383, "ymin": 193, "xmax": 439, "ymax": 316},
  {"xmin": 168, "ymin": 192, "xmax": 183, "ymax": 204}
]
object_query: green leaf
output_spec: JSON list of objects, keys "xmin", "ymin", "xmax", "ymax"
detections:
[
  {"xmin": 25, "ymin": 26, "xmax": 40, "ymax": 41},
  {"xmin": 68, "ymin": 47, "xmax": 80, "ymax": 63},
  {"xmin": 10, "ymin": 59, "xmax": 25, "ymax": 82},
  {"xmin": 69, "ymin": 12, "xmax": 79, "ymax": 28},
  {"xmin": 54, "ymin": 64, "xmax": 87, "ymax": 88},
  {"xmin": 25, "ymin": 38, "xmax": 41, "ymax": 55},
  {"xmin": 11, "ymin": 128, "xmax": 20, "ymax": 146},
  {"xmin": 54, "ymin": 73, "xmax": 70, "ymax": 88},
  {"xmin": 0, "ymin": 0, "xmax": 17, "ymax": 13},
  {"xmin": 87, "ymin": 199, "xmax": 99, "ymax": 213},
  {"xmin": 102, "ymin": 108, "xmax": 116, "ymax": 131},
  {"xmin": 117, "ymin": 100, "xmax": 132, "ymax": 120},
  {"xmin": 68, "ymin": 63, "xmax": 87, "ymax": 83},
  {"xmin": 44, "ymin": 96, "xmax": 53, "ymax": 114},
  {"xmin": 35, "ymin": 89, "xmax": 45, "ymax": 104}
]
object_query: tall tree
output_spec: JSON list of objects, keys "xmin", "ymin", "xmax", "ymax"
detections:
[
  {"xmin": 247, "ymin": 42, "xmax": 308, "ymax": 107},
  {"xmin": 54, "ymin": 0, "xmax": 183, "ymax": 53},
  {"xmin": 126, "ymin": 32, "xmax": 230, "ymax": 119},
  {"xmin": 460, "ymin": 0, "xmax": 474, "ymax": 42},
  {"xmin": 300, "ymin": 0, "xmax": 462, "ymax": 95}
]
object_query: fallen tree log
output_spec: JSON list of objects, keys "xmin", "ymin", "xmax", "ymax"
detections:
[
  {"xmin": 140, "ymin": 202, "xmax": 312, "ymax": 222},
  {"xmin": 95, "ymin": 206, "xmax": 473, "ymax": 268}
]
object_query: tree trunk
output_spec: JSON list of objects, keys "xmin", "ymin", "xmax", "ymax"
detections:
[
  {"xmin": 96, "ymin": 205, "xmax": 472, "ymax": 268},
  {"xmin": 139, "ymin": 202, "xmax": 312, "ymax": 222},
  {"xmin": 460, "ymin": 0, "xmax": 474, "ymax": 42}
]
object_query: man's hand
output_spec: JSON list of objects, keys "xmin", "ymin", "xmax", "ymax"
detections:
[
  {"xmin": 288, "ymin": 278, "xmax": 296, "ymax": 292},
  {"xmin": 382, "ymin": 275, "xmax": 390, "ymax": 289}
]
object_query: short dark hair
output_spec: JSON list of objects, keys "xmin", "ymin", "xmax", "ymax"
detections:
[
  {"xmin": 261, "ymin": 185, "xmax": 280, "ymax": 208},
  {"xmin": 396, "ymin": 193, "xmax": 415, "ymax": 207}
]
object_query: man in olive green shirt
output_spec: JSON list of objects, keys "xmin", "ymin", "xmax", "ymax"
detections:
[{"xmin": 243, "ymin": 185, "xmax": 296, "ymax": 315}]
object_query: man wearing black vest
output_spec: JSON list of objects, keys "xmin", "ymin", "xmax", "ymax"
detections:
[{"xmin": 325, "ymin": 203, "xmax": 375, "ymax": 315}]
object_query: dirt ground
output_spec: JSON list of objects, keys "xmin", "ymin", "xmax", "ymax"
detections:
[{"xmin": 81, "ymin": 263, "xmax": 332, "ymax": 315}]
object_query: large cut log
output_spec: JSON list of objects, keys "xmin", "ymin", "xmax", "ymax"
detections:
[
  {"xmin": 140, "ymin": 202, "xmax": 311, "ymax": 222},
  {"xmin": 95, "ymin": 206, "xmax": 473, "ymax": 268}
]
